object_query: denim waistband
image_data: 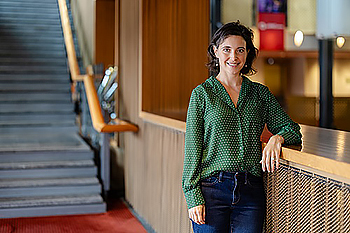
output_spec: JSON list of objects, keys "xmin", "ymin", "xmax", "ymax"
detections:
[{"xmin": 215, "ymin": 171, "xmax": 261, "ymax": 184}]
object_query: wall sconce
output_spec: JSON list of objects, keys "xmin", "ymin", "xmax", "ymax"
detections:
[
  {"xmin": 336, "ymin": 36, "xmax": 345, "ymax": 48},
  {"xmin": 294, "ymin": 30, "xmax": 304, "ymax": 47}
]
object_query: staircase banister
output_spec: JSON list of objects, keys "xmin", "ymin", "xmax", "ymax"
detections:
[
  {"xmin": 58, "ymin": 0, "xmax": 138, "ymax": 133},
  {"xmin": 83, "ymin": 72, "xmax": 138, "ymax": 133},
  {"xmin": 58, "ymin": 0, "xmax": 82, "ymax": 82}
]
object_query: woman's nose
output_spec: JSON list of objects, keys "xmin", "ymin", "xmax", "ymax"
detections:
[{"xmin": 231, "ymin": 52, "xmax": 238, "ymax": 60}]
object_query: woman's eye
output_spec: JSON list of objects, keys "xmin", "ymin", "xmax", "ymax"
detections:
[
  {"xmin": 223, "ymin": 48, "xmax": 230, "ymax": 53},
  {"xmin": 237, "ymin": 49, "xmax": 245, "ymax": 53}
]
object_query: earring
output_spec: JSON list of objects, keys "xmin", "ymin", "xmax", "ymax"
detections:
[{"xmin": 215, "ymin": 59, "xmax": 219, "ymax": 66}]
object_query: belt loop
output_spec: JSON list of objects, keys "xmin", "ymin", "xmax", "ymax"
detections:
[
  {"xmin": 219, "ymin": 171, "xmax": 223, "ymax": 182},
  {"xmin": 245, "ymin": 172, "xmax": 248, "ymax": 185}
]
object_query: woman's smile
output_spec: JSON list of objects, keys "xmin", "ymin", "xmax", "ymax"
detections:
[{"xmin": 214, "ymin": 35, "xmax": 247, "ymax": 78}]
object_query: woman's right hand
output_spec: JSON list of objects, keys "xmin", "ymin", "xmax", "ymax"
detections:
[{"xmin": 189, "ymin": 204, "xmax": 205, "ymax": 225}]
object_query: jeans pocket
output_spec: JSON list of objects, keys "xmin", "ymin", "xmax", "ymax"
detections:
[
  {"xmin": 247, "ymin": 176, "xmax": 263, "ymax": 189},
  {"xmin": 200, "ymin": 176, "xmax": 219, "ymax": 186}
]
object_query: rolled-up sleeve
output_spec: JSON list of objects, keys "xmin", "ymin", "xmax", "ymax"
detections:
[
  {"xmin": 182, "ymin": 88, "xmax": 205, "ymax": 209},
  {"xmin": 264, "ymin": 86, "xmax": 302, "ymax": 145}
]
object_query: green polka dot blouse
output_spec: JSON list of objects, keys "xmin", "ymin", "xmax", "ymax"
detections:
[{"xmin": 182, "ymin": 76, "xmax": 302, "ymax": 209}]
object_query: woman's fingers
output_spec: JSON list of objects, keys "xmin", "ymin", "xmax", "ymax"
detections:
[
  {"xmin": 189, "ymin": 205, "xmax": 205, "ymax": 225},
  {"xmin": 262, "ymin": 147, "xmax": 281, "ymax": 173},
  {"xmin": 271, "ymin": 150, "xmax": 275, "ymax": 172},
  {"xmin": 203, "ymin": 205, "xmax": 205, "ymax": 222},
  {"xmin": 266, "ymin": 150, "xmax": 271, "ymax": 172},
  {"xmin": 275, "ymin": 153, "xmax": 280, "ymax": 170},
  {"xmin": 261, "ymin": 150, "xmax": 266, "ymax": 172},
  {"xmin": 196, "ymin": 206, "xmax": 205, "ymax": 224}
]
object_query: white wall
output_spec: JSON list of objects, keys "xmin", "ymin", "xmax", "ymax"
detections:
[{"xmin": 71, "ymin": 0, "xmax": 95, "ymax": 67}]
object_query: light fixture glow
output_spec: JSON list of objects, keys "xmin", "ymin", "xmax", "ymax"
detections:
[
  {"xmin": 294, "ymin": 30, "xmax": 304, "ymax": 47},
  {"xmin": 336, "ymin": 36, "xmax": 345, "ymax": 48}
]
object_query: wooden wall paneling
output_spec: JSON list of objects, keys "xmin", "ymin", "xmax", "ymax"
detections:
[
  {"xmin": 95, "ymin": 0, "xmax": 115, "ymax": 69},
  {"xmin": 142, "ymin": 0, "xmax": 210, "ymax": 121}
]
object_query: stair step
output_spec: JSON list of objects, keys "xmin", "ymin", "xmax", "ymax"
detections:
[
  {"xmin": 0, "ymin": 34, "xmax": 64, "ymax": 40},
  {"xmin": 0, "ymin": 58, "xmax": 66, "ymax": 66},
  {"xmin": 0, "ymin": 83, "xmax": 70, "ymax": 92},
  {"xmin": 0, "ymin": 103, "xmax": 74, "ymax": 114},
  {"xmin": 0, "ymin": 177, "xmax": 99, "ymax": 188},
  {"xmin": 1, "ymin": 0, "xmax": 58, "ymax": 3},
  {"xmin": 0, "ymin": 160, "xmax": 94, "ymax": 170},
  {"xmin": 0, "ymin": 120, "xmax": 75, "ymax": 128},
  {"xmin": 0, "ymin": 166, "xmax": 97, "ymax": 179},
  {"xmin": 0, "ymin": 182, "xmax": 101, "ymax": 199},
  {"xmin": 0, "ymin": 1, "xmax": 58, "ymax": 9},
  {"xmin": 0, "ymin": 149, "xmax": 93, "ymax": 163},
  {"xmin": 0, "ymin": 23, "xmax": 62, "ymax": 32},
  {"xmin": 0, "ymin": 127, "xmax": 90, "ymax": 152},
  {"xmin": 0, "ymin": 195, "xmax": 106, "ymax": 219},
  {"xmin": 0, "ymin": 66, "xmax": 68, "ymax": 74},
  {"xmin": 0, "ymin": 93, "xmax": 71, "ymax": 102},
  {"xmin": 0, "ymin": 78, "xmax": 69, "ymax": 84},
  {"xmin": 0, "ymin": 194, "xmax": 103, "ymax": 209},
  {"xmin": 0, "ymin": 42, "xmax": 65, "ymax": 51},
  {"xmin": 0, "ymin": 11, "xmax": 60, "ymax": 20},
  {"xmin": 1, "ymin": 31, "xmax": 64, "ymax": 39},
  {"xmin": 0, "ymin": 114, "xmax": 75, "ymax": 128},
  {"xmin": 0, "ymin": 49, "xmax": 65, "ymax": 57},
  {"xmin": 0, "ymin": 74, "xmax": 70, "ymax": 80},
  {"xmin": 0, "ymin": 6, "xmax": 59, "ymax": 15},
  {"xmin": 0, "ymin": 17, "xmax": 61, "ymax": 26}
]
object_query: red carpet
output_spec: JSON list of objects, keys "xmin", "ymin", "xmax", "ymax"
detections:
[{"xmin": 0, "ymin": 199, "xmax": 147, "ymax": 233}]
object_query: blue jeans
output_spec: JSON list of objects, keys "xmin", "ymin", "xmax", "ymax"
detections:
[{"xmin": 192, "ymin": 171, "xmax": 266, "ymax": 233}]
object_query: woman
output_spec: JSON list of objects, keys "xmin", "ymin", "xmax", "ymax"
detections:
[{"xmin": 182, "ymin": 21, "xmax": 302, "ymax": 233}]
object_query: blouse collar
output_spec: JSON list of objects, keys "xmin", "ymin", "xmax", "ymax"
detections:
[{"xmin": 207, "ymin": 75, "xmax": 252, "ymax": 111}]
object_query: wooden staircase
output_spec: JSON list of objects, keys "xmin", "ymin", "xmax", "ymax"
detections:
[{"xmin": 0, "ymin": 0, "xmax": 106, "ymax": 218}]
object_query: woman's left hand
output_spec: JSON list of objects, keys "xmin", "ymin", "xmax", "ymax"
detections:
[{"xmin": 261, "ymin": 135, "xmax": 284, "ymax": 172}]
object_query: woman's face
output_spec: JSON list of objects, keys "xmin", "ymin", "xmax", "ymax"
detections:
[{"xmin": 214, "ymin": 35, "xmax": 248, "ymax": 77}]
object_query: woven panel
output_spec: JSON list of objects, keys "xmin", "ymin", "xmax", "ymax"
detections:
[{"xmin": 265, "ymin": 161, "xmax": 350, "ymax": 232}]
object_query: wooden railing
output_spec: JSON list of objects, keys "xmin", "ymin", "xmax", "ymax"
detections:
[{"xmin": 58, "ymin": 0, "xmax": 137, "ymax": 133}]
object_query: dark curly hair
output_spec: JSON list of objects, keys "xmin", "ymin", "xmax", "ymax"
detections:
[{"xmin": 207, "ymin": 21, "xmax": 258, "ymax": 76}]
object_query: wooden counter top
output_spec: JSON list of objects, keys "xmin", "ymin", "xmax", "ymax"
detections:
[
  {"xmin": 299, "ymin": 125, "xmax": 350, "ymax": 163},
  {"xmin": 281, "ymin": 125, "xmax": 350, "ymax": 181}
]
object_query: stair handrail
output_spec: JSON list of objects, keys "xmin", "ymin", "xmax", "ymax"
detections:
[
  {"xmin": 58, "ymin": 0, "xmax": 83, "ymax": 82},
  {"xmin": 58, "ymin": 0, "xmax": 138, "ymax": 133}
]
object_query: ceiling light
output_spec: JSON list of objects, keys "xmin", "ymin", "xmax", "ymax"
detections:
[
  {"xmin": 294, "ymin": 30, "xmax": 304, "ymax": 47},
  {"xmin": 336, "ymin": 36, "xmax": 345, "ymax": 48}
]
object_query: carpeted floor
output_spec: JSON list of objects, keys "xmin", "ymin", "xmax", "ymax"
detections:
[{"xmin": 0, "ymin": 199, "xmax": 147, "ymax": 233}]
